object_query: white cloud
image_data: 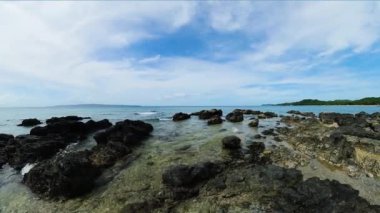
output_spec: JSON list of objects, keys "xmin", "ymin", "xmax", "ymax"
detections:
[{"xmin": 0, "ymin": 2, "xmax": 379, "ymax": 106}]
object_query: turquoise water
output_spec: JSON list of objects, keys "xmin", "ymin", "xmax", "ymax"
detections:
[{"xmin": 0, "ymin": 105, "xmax": 379, "ymax": 135}]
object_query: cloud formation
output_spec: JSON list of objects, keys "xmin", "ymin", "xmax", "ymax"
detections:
[{"xmin": 0, "ymin": 1, "xmax": 379, "ymax": 106}]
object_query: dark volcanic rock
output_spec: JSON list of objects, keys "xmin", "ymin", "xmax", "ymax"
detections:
[
  {"xmin": 0, "ymin": 134, "xmax": 14, "ymax": 168},
  {"xmin": 222, "ymin": 136, "xmax": 241, "ymax": 149},
  {"xmin": 248, "ymin": 119, "xmax": 259, "ymax": 127},
  {"xmin": 263, "ymin": 111, "xmax": 278, "ymax": 118},
  {"xmin": 207, "ymin": 116, "xmax": 223, "ymax": 125},
  {"xmin": 287, "ymin": 110, "xmax": 315, "ymax": 117},
  {"xmin": 248, "ymin": 142, "xmax": 267, "ymax": 163},
  {"xmin": 23, "ymin": 119, "xmax": 153, "ymax": 199},
  {"xmin": 319, "ymin": 112, "xmax": 367, "ymax": 127},
  {"xmin": 5, "ymin": 134, "xmax": 68, "ymax": 170},
  {"xmin": 46, "ymin": 116, "xmax": 86, "ymax": 124},
  {"xmin": 192, "ymin": 109, "xmax": 223, "ymax": 120},
  {"xmin": 273, "ymin": 177, "xmax": 380, "ymax": 213},
  {"xmin": 94, "ymin": 119, "xmax": 153, "ymax": 145},
  {"xmin": 89, "ymin": 141, "xmax": 131, "ymax": 168},
  {"xmin": 162, "ymin": 162, "xmax": 222, "ymax": 200},
  {"xmin": 30, "ymin": 118, "xmax": 112, "ymax": 139},
  {"xmin": 262, "ymin": 128, "xmax": 276, "ymax": 136},
  {"xmin": 18, "ymin": 118, "xmax": 42, "ymax": 127},
  {"xmin": 335, "ymin": 125, "xmax": 380, "ymax": 140},
  {"xmin": 226, "ymin": 111, "xmax": 243, "ymax": 122},
  {"xmin": 23, "ymin": 150, "xmax": 101, "ymax": 198},
  {"xmin": 172, "ymin": 112, "xmax": 191, "ymax": 121}
]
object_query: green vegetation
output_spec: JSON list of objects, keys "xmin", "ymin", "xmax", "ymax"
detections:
[{"xmin": 278, "ymin": 97, "xmax": 380, "ymax": 106}]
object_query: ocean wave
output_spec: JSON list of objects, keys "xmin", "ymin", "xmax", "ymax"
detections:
[
  {"xmin": 134, "ymin": 111, "xmax": 158, "ymax": 116},
  {"xmin": 21, "ymin": 163, "xmax": 36, "ymax": 176},
  {"xmin": 159, "ymin": 117, "xmax": 172, "ymax": 121}
]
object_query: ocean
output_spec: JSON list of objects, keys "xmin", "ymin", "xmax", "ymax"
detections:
[{"xmin": 1, "ymin": 105, "xmax": 379, "ymax": 136}]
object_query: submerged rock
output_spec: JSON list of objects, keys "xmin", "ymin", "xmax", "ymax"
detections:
[
  {"xmin": 207, "ymin": 116, "xmax": 223, "ymax": 125},
  {"xmin": 18, "ymin": 118, "xmax": 42, "ymax": 127},
  {"xmin": 172, "ymin": 112, "xmax": 191, "ymax": 121},
  {"xmin": 248, "ymin": 119, "xmax": 259, "ymax": 127},
  {"xmin": 222, "ymin": 136, "xmax": 241, "ymax": 149},
  {"xmin": 226, "ymin": 111, "xmax": 243, "ymax": 122},
  {"xmin": 162, "ymin": 162, "xmax": 222, "ymax": 200}
]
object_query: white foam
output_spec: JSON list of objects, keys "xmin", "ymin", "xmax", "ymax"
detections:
[
  {"xmin": 136, "ymin": 111, "xmax": 157, "ymax": 116},
  {"xmin": 232, "ymin": 127, "xmax": 240, "ymax": 133},
  {"xmin": 21, "ymin": 163, "xmax": 36, "ymax": 175}
]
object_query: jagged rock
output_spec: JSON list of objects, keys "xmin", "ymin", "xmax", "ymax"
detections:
[
  {"xmin": 226, "ymin": 112, "xmax": 243, "ymax": 122},
  {"xmin": 248, "ymin": 119, "xmax": 259, "ymax": 127},
  {"xmin": 222, "ymin": 136, "xmax": 241, "ymax": 149},
  {"xmin": 287, "ymin": 110, "xmax": 315, "ymax": 117},
  {"xmin": 162, "ymin": 162, "xmax": 222, "ymax": 200},
  {"xmin": 23, "ymin": 150, "xmax": 101, "ymax": 198},
  {"xmin": 94, "ymin": 119, "xmax": 153, "ymax": 145},
  {"xmin": 18, "ymin": 118, "xmax": 42, "ymax": 127},
  {"xmin": 89, "ymin": 141, "xmax": 131, "ymax": 168},
  {"xmin": 273, "ymin": 177, "xmax": 380, "ymax": 213},
  {"xmin": 263, "ymin": 112, "xmax": 278, "ymax": 118},
  {"xmin": 172, "ymin": 112, "xmax": 191, "ymax": 121},
  {"xmin": 207, "ymin": 116, "xmax": 223, "ymax": 125},
  {"xmin": 5, "ymin": 134, "xmax": 68, "ymax": 170},
  {"xmin": 192, "ymin": 109, "xmax": 223, "ymax": 120},
  {"xmin": 248, "ymin": 142, "xmax": 267, "ymax": 163},
  {"xmin": 46, "ymin": 116, "xmax": 86, "ymax": 124},
  {"xmin": 30, "ymin": 118, "xmax": 112, "ymax": 140},
  {"xmin": 319, "ymin": 112, "xmax": 367, "ymax": 127},
  {"xmin": 262, "ymin": 128, "xmax": 276, "ymax": 136}
]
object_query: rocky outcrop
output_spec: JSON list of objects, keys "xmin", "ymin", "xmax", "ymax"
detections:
[
  {"xmin": 248, "ymin": 119, "xmax": 259, "ymax": 127},
  {"xmin": 232, "ymin": 109, "xmax": 261, "ymax": 115},
  {"xmin": 23, "ymin": 119, "xmax": 153, "ymax": 198},
  {"xmin": 23, "ymin": 150, "xmax": 101, "ymax": 198},
  {"xmin": 192, "ymin": 109, "xmax": 223, "ymax": 120},
  {"xmin": 18, "ymin": 118, "xmax": 42, "ymax": 127},
  {"xmin": 222, "ymin": 136, "xmax": 241, "ymax": 149},
  {"xmin": 172, "ymin": 113, "xmax": 191, "ymax": 121},
  {"xmin": 46, "ymin": 116, "xmax": 87, "ymax": 124},
  {"xmin": 319, "ymin": 112, "xmax": 367, "ymax": 127},
  {"xmin": 226, "ymin": 112, "xmax": 243, "ymax": 122},
  {"xmin": 31, "ymin": 118, "xmax": 112, "ymax": 140},
  {"xmin": 5, "ymin": 134, "xmax": 67, "ymax": 170},
  {"xmin": 0, "ymin": 134, "xmax": 14, "ymax": 168},
  {"xmin": 207, "ymin": 116, "xmax": 223, "ymax": 125},
  {"xmin": 273, "ymin": 177, "xmax": 380, "ymax": 213},
  {"xmin": 162, "ymin": 162, "xmax": 222, "ymax": 200},
  {"xmin": 287, "ymin": 110, "xmax": 315, "ymax": 117}
]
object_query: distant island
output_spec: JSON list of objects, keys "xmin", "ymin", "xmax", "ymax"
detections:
[{"xmin": 277, "ymin": 97, "xmax": 380, "ymax": 106}]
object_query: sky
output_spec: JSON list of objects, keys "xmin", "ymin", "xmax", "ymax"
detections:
[{"xmin": 1, "ymin": 1, "xmax": 380, "ymax": 106}]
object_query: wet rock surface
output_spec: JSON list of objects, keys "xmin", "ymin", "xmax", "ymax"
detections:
[
  {"xmin": 22, "ymin": 119, "xmax": 153, "ymax": 199},
  {"xmin": 226, "ymin": 111, "xmax": 244, "ymax": 122},
  {"xmin": 222, "ymin": 135, "xmax": 241, "ymax": 149},
  {"xmin": 207, "ymin": 116, "xmax": 223, "ymax": 125},
  {"xmin": 172, "ymin": 112, "xmax": 190, "ymax": 121},
  {"xmin": 18, "ymin": 118, "xmax": 42, "ymax": 127},
  {"xmin": 192, "ymin": 109, "xmax": 223, "ymax": 120}
]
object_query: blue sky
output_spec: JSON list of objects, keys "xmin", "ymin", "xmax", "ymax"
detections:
[{"xmin": 0, "ymin": 1, "xmax": 379, "ymax": 106}]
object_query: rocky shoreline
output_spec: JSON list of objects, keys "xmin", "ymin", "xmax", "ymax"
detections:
[{"xmin": 0, "ymin": 109, "xmax": 379, "ymax": 212}]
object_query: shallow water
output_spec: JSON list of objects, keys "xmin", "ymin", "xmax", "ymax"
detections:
[{"xmin": 0, "ymin": 105, "xmax": 379, "ymax": 212}]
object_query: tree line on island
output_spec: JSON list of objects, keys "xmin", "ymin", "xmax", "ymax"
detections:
[{"xmin": 277, "ymin": 97, "xmax": 380, "ymax": 106}]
